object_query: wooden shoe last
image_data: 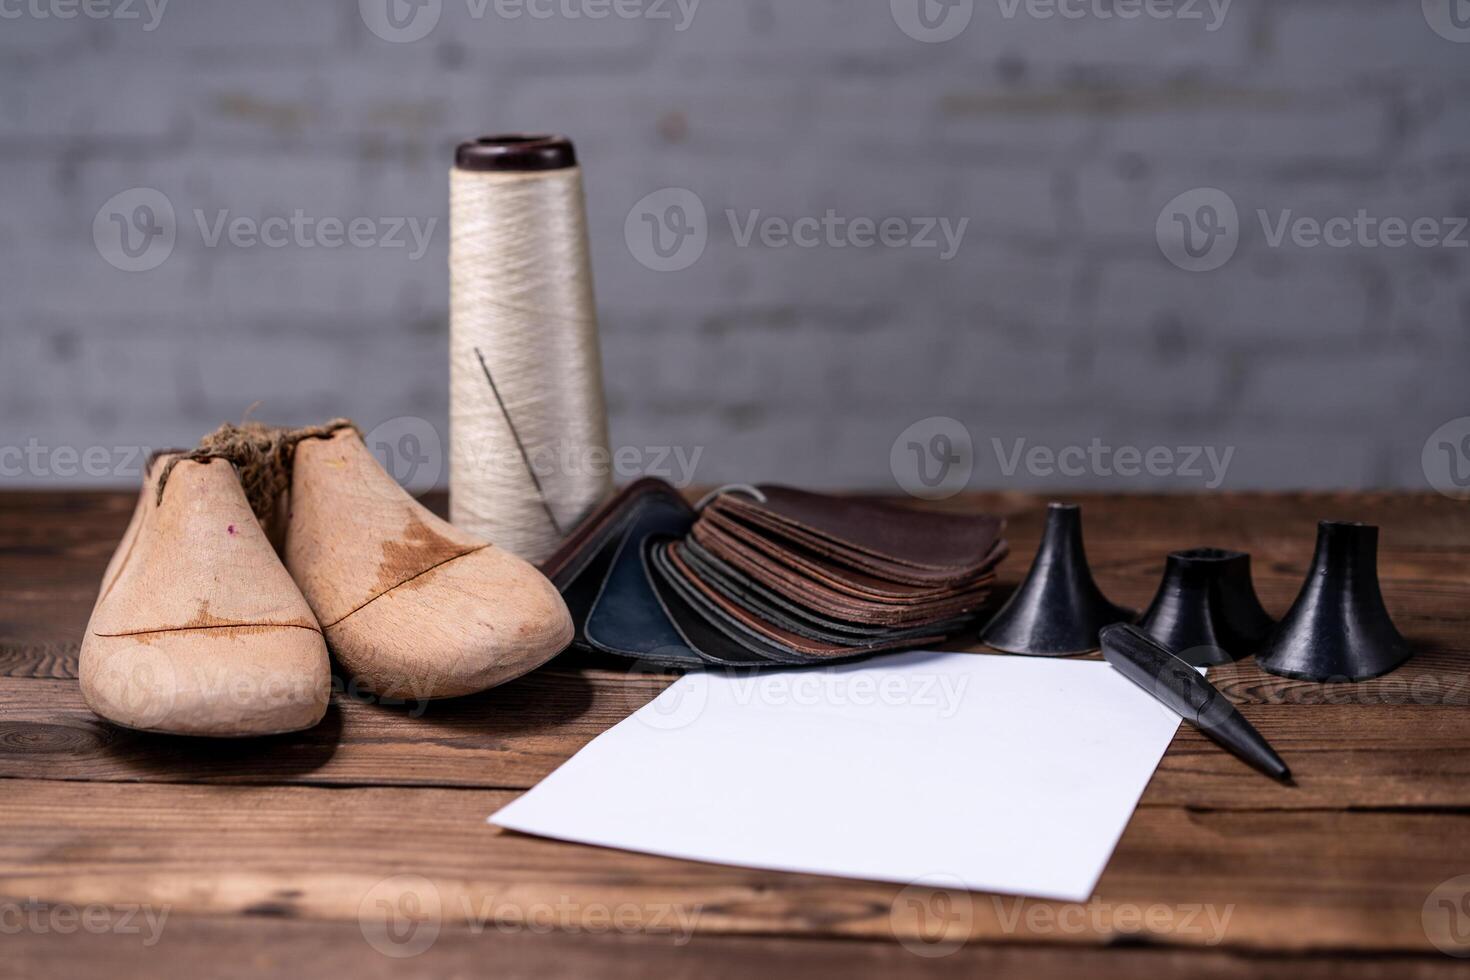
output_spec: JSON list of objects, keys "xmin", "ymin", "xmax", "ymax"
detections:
[
  {"xmin": 285, "ymin": 428, "xmax": 572, "ymax": 700},
  {"xmin": 80, "ymin": 455, "xmax": 331, "ymax": 736}
]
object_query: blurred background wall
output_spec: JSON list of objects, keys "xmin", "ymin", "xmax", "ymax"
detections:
[{"xmin": 1, "ymin": 0, "xmax": 1465, "ymax": 494}]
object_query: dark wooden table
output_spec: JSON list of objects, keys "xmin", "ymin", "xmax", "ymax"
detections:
[{"xmin": 3, "ymin": 490, "xmax": 1468, "ymax": 978}]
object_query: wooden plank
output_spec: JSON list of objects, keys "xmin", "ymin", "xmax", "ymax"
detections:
[
  {"xmin": 0, "ymin": 492, "xmax": 129, "ymax": 664},
  {"xmin": 0, "ymin": 672, "xmax": 664, "ymax": 789},
  {"xmin": 0, "ymin": 642, "xmax": 77, "ymax": 680},
  {"xmin": 0, "ymin": 779, "xmax": 1461, "ymax": 953},
  {"xmin": 3, "ymin": 913, "xmax": 1461, "ymax": 980},
  {"xmin": 4, "ymin": 488, "xmax": 1470, "ymax": 972},
  {"xmin": 6, "ymin": 490, "xmax": 1467, "ymax": 705},
  {"xmin": 1205, "ymin": 650, "xmax": 1470, "ymax": 707},
  {"xmin": 4, "ymin": 678, "xmax": 1469, "ymax": 811},
  {"xmin": 9, "ymin": 638, "xmax": 1469, "ymax": 709},
  {"xmin": 1142, "ymin": 703, "xmax": 1470, "ymax": 809},
  {"xmin": 9, "ymin": 647, "xmax": 1470, "ymax": 717}
]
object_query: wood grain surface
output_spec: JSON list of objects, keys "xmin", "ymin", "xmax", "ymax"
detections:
[{"xmin": 2, "ymin": 489, "xmax": 1468, "ymax": 977}]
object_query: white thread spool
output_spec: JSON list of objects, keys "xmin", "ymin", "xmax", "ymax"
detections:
[{"xmin": 449, "ymin": 135, "xmax": 611, "ymax": 563}]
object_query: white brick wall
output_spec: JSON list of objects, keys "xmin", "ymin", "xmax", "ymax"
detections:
[{"xmin": 1, "ymin": 0, "xmax": 1466, "ymax": 494}]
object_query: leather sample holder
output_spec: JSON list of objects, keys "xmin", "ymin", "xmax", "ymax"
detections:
[{"xmin": 540, "ymin": 480, "xmax": 1008, "ymax": 668}]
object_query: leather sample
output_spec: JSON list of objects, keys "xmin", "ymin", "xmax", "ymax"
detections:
[
  {"xmin": 714, "ymin": 487, "xmax": 1005, "ymax": 583},
  {"xmin": 582, "ymin": 491, "xmax": 701, "ymax": 666},
  {"xmin": 647, "ymin": 541, "xmax": 812, "ymax": 667},
  {"xmin": 659, "ymin": 540, "xmax": 941, "ymax": 659},
  {"xmin": 544, "ymin": 481, "xmax": 1008, "ymax": 668},
  {"xmin": 542, "ymin": 478, "xmax": 677, "ymax": 586},
  {"xmin": 690, "ymin": 520, "xmax": 992, "ymax": 626},
  {"xmin": 544, "ymin": 478, "xmax": 686, "ymax": 650},
  {"xmin": 676, "ymin": 538, "xmax": 959, "ymax": 641}
]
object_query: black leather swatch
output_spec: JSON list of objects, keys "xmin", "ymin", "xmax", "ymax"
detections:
[{"xmin": 583, "ymin": 492, "xmax": 702, "ymax": 667}]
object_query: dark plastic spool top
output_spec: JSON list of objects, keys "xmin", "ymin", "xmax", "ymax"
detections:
[
  {"xmin": 455, "ymin": 134, "xmax": 577, "ymax": 172},
  {"xmin": 1139, "ymin": 547, "xmax": 1275, "ymax": 666},
  {"xmin": 1255, "ymin": 521, "xmax": 1412, "ymax": 683},
  {"xmin": 979, "ymin": 502, "xmax": 1134, "ymax": 656}
]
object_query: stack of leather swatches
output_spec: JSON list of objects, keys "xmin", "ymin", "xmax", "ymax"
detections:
[{"xmin": 540, "ymin": 479, "xmax": 1008, "ymax": 668}]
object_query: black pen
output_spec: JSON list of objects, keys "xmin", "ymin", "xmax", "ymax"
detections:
[{"xmin": 1100, "ymin": 623, "xmax": 1291, "ymax": 783}]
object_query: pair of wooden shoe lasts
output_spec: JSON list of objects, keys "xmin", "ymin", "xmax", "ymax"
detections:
[{"xmin": 79, "ymin": 426, "xmax": 573, "ymax": 737}]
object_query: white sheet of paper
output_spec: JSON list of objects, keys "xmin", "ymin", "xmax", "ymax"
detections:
[{"xmin": 489, "ymin": 651, "xmax": 1182, "ymax": 902}]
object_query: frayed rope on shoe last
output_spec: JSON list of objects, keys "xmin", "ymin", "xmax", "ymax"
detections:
[{"xmin": 155, "ymin": 418, "xmax": 360, "ymax": 523}]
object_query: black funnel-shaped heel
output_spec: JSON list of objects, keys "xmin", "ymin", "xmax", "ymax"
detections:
[
  {"xmin": 980, "ymin": 502, "xmax": 1133, "ymax": 655},
  {"xmin": 1139, "ymin": 548, "xmax": 1275, "ymax": 666},
  {"xmin": 1256, "ymin": 521, "xmax": 1412, "ymax": 682}
]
